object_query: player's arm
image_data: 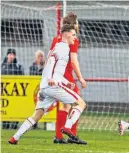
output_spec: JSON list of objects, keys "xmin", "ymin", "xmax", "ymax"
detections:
[
  {"xmin": 71, "ymin": 52, "xmax": 86, "ymax": 88},
  {"xmin": 70, "ymin": 40, "xmax": 86, "ymax": 88}
]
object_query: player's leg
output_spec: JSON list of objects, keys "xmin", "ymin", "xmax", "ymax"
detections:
[
  {"xmin": 54, "ymin": 102, "xmax": 86, "ymax": 144},
  {"xmin": 61, "ymin": 97, "xmax": 87, "ymax": 145},
  {"xmin": 70, "ymin": 120, "xmax": 78, "ymax": 135},
  {"xmin": 65, "ymin": 96, "xmax": 87, "ymax": 145},
  {"xmin": 8, "ymin": 109, "xmax": 44, "ymax": 144},
  {"xmin": 118, "ymin": 120, "xmax": 129, "ymax": 135},
  {"xmin": 55, "ymin": 84, "xmax": 79, "ymax": 143},
  {"xmin": 54, "ymin": 103, "xmax": 71, "ymax": 143},
  {"xmin": 8, "ymin": 89, "xmax": 55, "ymax": 144},
  {"xmin": 45, "ymin": 84, "xmax": 87, "ymax": 143},
  {"xmin": 70, "ymin": 85, "xmax": 80, "ymax": 136},
  {"xmin": 61, "ymin": 97, "xmax": 86, "ymax": 138}
]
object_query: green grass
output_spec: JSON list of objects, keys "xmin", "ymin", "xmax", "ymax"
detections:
[{"xmin": 1, "ymin": 129, "xmax": 129, "ymax": 153}]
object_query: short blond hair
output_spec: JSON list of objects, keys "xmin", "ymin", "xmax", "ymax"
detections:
[{"xmin": 35, "ymin": 50, "xmax": 45, "ymax": 58}]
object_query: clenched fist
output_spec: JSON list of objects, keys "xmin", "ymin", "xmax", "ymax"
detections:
[{"xmin": 48, "ymin": 79, "xmax": 55, "ymax": 86}]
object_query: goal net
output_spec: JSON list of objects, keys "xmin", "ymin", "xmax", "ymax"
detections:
[
  {"xmin": 1, "ymin": 1, "xmax": 60, "ymax": 74},
  {"xmin": 1, "ymin": 1, "xmax": 129, "ymax": 131},
  {"xmin": 66, "ymin": 1, "xmax": 129, "ymax": 131}
]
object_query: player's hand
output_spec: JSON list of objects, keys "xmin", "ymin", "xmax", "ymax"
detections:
[
  {"xmin": 67, "ymin": 82, "xmax": 75, "ymax": 90},
  {"xmin": 48, "ymin": 79, "xmax": 55, "ymax": 86},
  {"xmin": 79, "ymin": 78, "xmax": 86, "ymax": 89}
]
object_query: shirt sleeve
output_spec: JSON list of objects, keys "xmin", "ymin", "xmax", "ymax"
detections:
[{"xmin": 69, "ymin": 39, "xmax": 79, "ymax": 53}]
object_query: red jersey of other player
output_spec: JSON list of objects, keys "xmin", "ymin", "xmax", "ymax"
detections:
[{"xmin": 50, "ymin": 34, "xmax": 79, "ymax": 93}]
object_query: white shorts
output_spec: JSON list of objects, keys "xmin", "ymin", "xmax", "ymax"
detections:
[{"xmin": 35, "ymin": 84, "xmax": 80, "ymax": 112}]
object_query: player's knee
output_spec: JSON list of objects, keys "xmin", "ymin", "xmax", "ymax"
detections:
[
  {"xmin": 76, "ymin": 98, "xmax": 86, "ymax": 110},
  {"xmin": 83, "ymin": 101, "xmax": 86, "ymax": 109},
  {"xmin": 81, "ymin": 100, "xmax": 86, "ymax": 109}
]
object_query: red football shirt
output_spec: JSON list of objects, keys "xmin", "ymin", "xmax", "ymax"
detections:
[{"xmin": 50, "ymin": 34, "xmax": 79, "ymax": 93}]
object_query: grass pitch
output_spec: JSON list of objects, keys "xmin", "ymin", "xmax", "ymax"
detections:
[{"xmin": 1, "ymin": 129, "xmax": 129, "ymax": 153}]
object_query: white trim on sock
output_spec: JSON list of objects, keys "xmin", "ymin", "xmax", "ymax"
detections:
[
  {"xmin": 73, "ymin": 105, "xmax": 83, "ymax": 113},
  {"xmin": 65, "ymin": 106, "xmax": 83, "ymax": 129},
  {"xmin": 28, "ymin": 117, "xmax": 36, "ymax": 125},
  {"xmin": 13, "ymin": 117, "xmax": 36, "ymax": 140}
]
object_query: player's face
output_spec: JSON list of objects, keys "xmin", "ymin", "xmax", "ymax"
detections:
[{"xmin": 67, "ymin": 29, "xmax": 77, "ymax": 45}]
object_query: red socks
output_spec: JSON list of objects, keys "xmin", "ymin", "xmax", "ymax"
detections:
[
  {"xmin": 56, "ymin": 110, "xmax": 78, "ymax": 139},
  {"xmin": 56, "ymin": 110, "xmax": 68, "ymax": 139},
  {"xmin": 71, "ymin": 120, "xmax": 78, "ymax": 136}
]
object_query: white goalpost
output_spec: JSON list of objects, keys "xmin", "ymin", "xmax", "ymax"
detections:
[{"xmin": 1, "ymin": 1, "xmax": 129, "ymax": 131}]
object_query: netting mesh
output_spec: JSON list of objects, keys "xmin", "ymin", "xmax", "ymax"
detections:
[
  {"xmin": 66, "ymin": 2, "xmax": 129, "ymax": 130},
  {"xmin": 1, "ymin": 2, "xmax": 58, "ymax": 74}
]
